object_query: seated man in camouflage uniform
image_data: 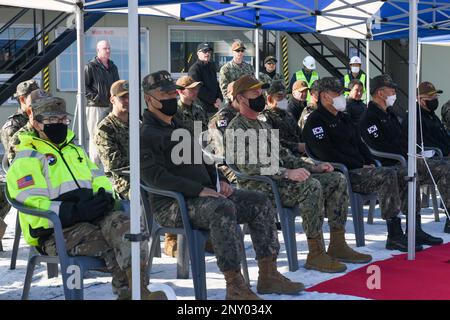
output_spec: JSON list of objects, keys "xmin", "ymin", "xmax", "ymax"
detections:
[
  {"xmin": 298, "ymin": 80, "xmax": 319, "ymax": 131},
  {"xmin": 140, "ymin": 70, "xmax": 304, "ymax": 299},
  {"xmin": 442, "ymin": 98, "xmax": 450, "ymax": 133},
  {"xmin": 0, "ymin": 80, "xmax": 39, "ymax": 237},
  {"xmin": 95, "ymin": 80, "xmax": 130, "ymax": 200},
  {"xmin": 304, "ymin": 77, "xmax": 439, "ymax": 251},
  {"xmin": 226, "ymin": 75, "xmax": 372, "ymax": 273},
  {"xmin": 287, "ymin": 80, "xmax": 308, "ymax": 123},
  {"xmin": 174, "ymin": 75, "xmax": 209, "ymax": 133},
  {"xmin": 262, "ymin": 80, "xmax": 305, "ymax": 156}
]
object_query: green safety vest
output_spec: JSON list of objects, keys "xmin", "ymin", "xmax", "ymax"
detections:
[
  {"xmin": 295, "ymin": 70, "xmax": 319, "ymax": 102},
  {"xmin": 6, "ymin": 130, "xmax": 113, "ymax": 246},
  {"xmin": 344, "ymin": 72, "xmax": 367, "ymax": 103}
]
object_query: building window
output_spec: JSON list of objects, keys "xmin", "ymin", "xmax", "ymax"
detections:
[
  {"xmin": 169, "ymin": 26, "xmax": 255, "ymax": 77},
  {"xmin": 56, "ymin": 27, "xmax": 149, "ymax": 91}
]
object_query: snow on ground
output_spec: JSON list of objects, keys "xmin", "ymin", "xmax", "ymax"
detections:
[{"xmin": 0, "ymin": 204, "xmax": 449, "ymax": 300}]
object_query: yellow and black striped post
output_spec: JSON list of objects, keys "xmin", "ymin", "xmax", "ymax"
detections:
[
  {"xmin": 43, "ymin": 34, "xmax": 50, "ymax": 92},
  {"xmin": 281, "ymin": 34, "xmax": 290, "ymax": 87}
]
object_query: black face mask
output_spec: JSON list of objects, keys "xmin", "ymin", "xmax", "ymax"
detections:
[
  {"xmin": 43, "ymin": 123, "xmax": 67, "ymax": 145},
  {"xmin": 248, "ymin": 95, "xmax": 266, "ymax": 112},
  {"xmin": 425, "ymin": 99, "xmax": 439, "ymax": 111},
  {"xmin": 157, "ymin": 98, "xmax": 178, "ymax": 116}
]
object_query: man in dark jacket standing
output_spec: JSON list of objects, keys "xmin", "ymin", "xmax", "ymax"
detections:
[
  {"xmin": 140, "ymin": 70, "xmax": 304, "ymax": 300},
  {"xmin": 188, "ymin": 42, "xmax": 223, "ymax": 116},
  {"xmin": 85, "ymin": 40, "xmax": 120, "ymax": 166}
]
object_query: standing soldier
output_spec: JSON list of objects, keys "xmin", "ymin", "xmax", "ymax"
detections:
[
  {"xmin": 344, "ymin": 56, "xmax": 367, "ymax": 103},
  {"xmin": 174, "ymin": 76, "xmax": 209, "ymax": 133},
  {"xmin": 259, "ymin": 56, "xmax": 283, "ymax": 85},
  {"xmin": 219, "ymin": 40, "xmax": 254, "ymax": 102},
  {"xmin": 227, "ymin": 75, "xmax": 371, "ymax": 273},
  {"xmin": 85, "ymin": 40, "xmax": 120, "ymax": 166},
  {"xmin": 95, "ymin": 80, "xmax": 130, "ymax": 200},
  {"xmin": 188, "ymin": 42, "xmax": 223, "ymax": 116},
  {"xmin": 288, "ymin": 55, "xmax": 319, "ymax": 102}
]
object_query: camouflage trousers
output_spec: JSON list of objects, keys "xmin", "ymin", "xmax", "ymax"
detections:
[
  {"xmin": 154, "ymin": 189, "xmax": 280, "ymax": 272},
  {"xmin": 415, "ymin": 157, "xmax": 450, "ymax": 209},
  {"xmin": 41, "ymin": 210, "xmax": 149, "ymax": 296},
  {"xmin": 349, "ymin": 166, "xmax": 401, "ymax": 220},
  {"xmin": 0, "ymin": 175, "xmax": 11, "ymax": 221},
  {"xmin": 240, "ymin": 171, "xmax": 348, "ymax": 239}
]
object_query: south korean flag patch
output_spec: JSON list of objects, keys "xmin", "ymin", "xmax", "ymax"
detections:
[
  {"xmin": 312, "ymin": 126, "xmax": 324, "ymax": 140},
  {"xmin": 367, "ymin": 125, "xmax": 379, "ymax": 138},
  {"xmin": 217, "ymin": 119, "xmax": 228, "ymax": 128}
]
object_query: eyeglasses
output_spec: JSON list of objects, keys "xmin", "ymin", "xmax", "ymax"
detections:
[
  {"xmin": 38, "ymin": 116, "xmax": 71, "ymax": 125},
  {"xmin": 235, "ymin": 49, "xmax": 245, "ymax": 53},
  {"xmin": 266, "ymin": 62, "xmax": 275, "ymax": 65}
]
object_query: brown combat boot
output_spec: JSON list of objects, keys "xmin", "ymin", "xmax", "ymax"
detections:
[
  {"xmin": 125, "ymin": 266, "xmax": 168, "ymax": 300},
  {"xmin": 256, "ymin": 255, "xmax": 305, "ymax": 295},
  {"xmin": 327, "ymin": 230, "xmax": 372, "ymax": 264},
  {"xmin": 224, "ymin": 270, "xmax": 262, "ymax": 300},
  {"xmin": 164, "ymin": 233, "xmax": 177, "ymax": 257},
  {"xmin": 0, "ymin": 218, "xmax": 6, "ymax": 240},
  {"xmin": 305, "ymin": 235, "xmax": 347, "ymax": 273}
]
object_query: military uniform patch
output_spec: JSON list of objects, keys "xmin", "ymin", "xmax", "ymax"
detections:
[
  {"xmin": 367, "ymin": 125, "xmax": 379, "ymax": 138},
  {"xmin": 45, "ymin": 153, "xmax": 57, "ymax": 166},
  {"xmin": 217, "ymin": 119, "xmax": 228, "ymax": 127},
  {"xmin": 312, "ymin": 126, "xmax": 324, "ymax": 140}
]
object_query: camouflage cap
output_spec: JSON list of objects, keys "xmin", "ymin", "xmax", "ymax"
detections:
[
  {"xmin": 31, "ymin": 96, "xmax": 71, "ymax": 117},
  {"xmin": 231, "ymin": 41, "xmax": 246, "ymax": 51},
  {"xmin": 264, "ymin": 55, "xmax": 277, "ymax": 64},
  {"xmin": 142, "ymin": 70, "xmax": 183, "ymax": 93},
  {"xmin": 418, "ymin": 81, "xmax": 443, "ymax": 97},
  {"xmin": 232, "ymin": 75, "xmax": 269, "ymax": 99},
  {"xmin": 110, "ymin": 80, "xmax": 129, "ymax": 97},
  {"xmin": 318, "ymin": 77, "xmax": 347, "ymax": 94},
  {"xmin": 176, "ymin": 76, "xmax": 203, "ymax": 89},
  {"xmin": 292, "ymin": 80, "xmax": 309, "ymax": 92},
  {"xmin": 267, "ymin": 80, "xmax": 286, "ymax": 95},
  {"xmin": 14, "ymin": 80, "xmax": 39, "ymax": 98},
  {"xmin": 370, "ymin": 74, "xmax": 398, "ymax": 95},
  {"xmin": 27, "ymin": 89, "xmax": 51, "ymax": 105}
]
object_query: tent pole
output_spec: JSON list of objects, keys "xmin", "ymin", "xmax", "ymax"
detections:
[
  {"xmin": 417, "ymin": 41, "xmax": 422, "ymax": 86},
  {"xmin": 255, "ymin": 28, "xmax": 260, "ymax": 79},
  {"xmin": 276, "ymin": 31, "xmax": 281, "ymax": 74},
  {"xmin": 75, "ymin": 2, "xmax": 86, "ymax": 148},
  {"xmin": 407, "ymin": 0, "xmax": 418, "ymax": 261},
  {"xmin": 366, "ymin": 38, "xmax": 370, "ymax": 105},
  {"xmin": 128, "ymin": 0, "xmax": 141, "ymax": 299}
]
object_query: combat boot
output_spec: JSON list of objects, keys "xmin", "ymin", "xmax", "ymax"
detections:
[
  {"xmin": 164, "ymin": 233, "xmax": 177, "ymax": 257},
  {"xmin": 305, "ymin": 234, "xmax": 347, "ymax": 273},
  {"xmin": 256, "ymin": 255, "xmax": 305, "ymax": 295},
  {"xmin": 386, "ymin": 216, "xmax": 423, "ymax": 252},
  {"xmin": 0, "ymin": 218, "xmax": 6, "ymax": 240},
  {"xmin": 125, "ymin": 266, "xmax": 167, "ymax": 300},
  {"xmin": 224, "ymin": 270, "xmax": 262, "ymax": 300},
  {"xmin": 444, "ymin": 217, "xmax": 450, "ymax": 234},
  {"xmin": 406, "ymin": 214, "xmax": 443, "ymax": 246},
  {"xmin": 327, "ymin": 229, "xmax": 372, "ymax": 263}
]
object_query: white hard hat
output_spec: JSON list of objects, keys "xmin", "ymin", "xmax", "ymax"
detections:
[
  {"xmin": 303, "ymin": 56, "xmax": 316, "ymax": 70},
  {"xmin": 349, "ymin": 56, "xmax": 362, "ymax": 65}
]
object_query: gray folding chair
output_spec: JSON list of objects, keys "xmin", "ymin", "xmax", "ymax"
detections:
[
  {"xmin": 5, "ymin": 187, "xmax": 106, "ymax": 300},
  {"xmin": 141, "ymin": 183, "xmax": 249, "ymax": 300},
  {"xmin": 305, "ymin": 144, "xmax": 378, "ymax": 247}
]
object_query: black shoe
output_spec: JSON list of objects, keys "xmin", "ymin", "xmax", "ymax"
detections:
[
  {"xmin": 444, "ymin": 218, "xmax": 450, "ymax": 234},
  {"xmin": 386, "ymin": 234, "xmax": 423, "ymax": 252},
  {"xmin": 408, "ymin": 214, "xmax": 443, "ymax": 246}
]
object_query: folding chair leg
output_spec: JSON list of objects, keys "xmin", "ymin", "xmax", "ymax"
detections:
[
  {"xmin": 431, "ymin": 187, "xmax": 440, "ymax": 222},
  {"xmin": 177, "ymin": 234, "xmax": 189, "ymax": 279},
  {"xmin": 0, "ymin": 240, "xmax": 3, "ymax": 252},
  {"xmin": 421, "ymin": 186, "xmax": 430, "ymax": 208},
  {"xmin": 47, "ymin": 263, "xmax": 59, "ymax": 279},
  {"xmin": 279, "ymin": 209, "xmax": 298, "ymax": 272},
  {"xmin": 146, "ymin": 231, "xmax": 161, "ymax": 276},
  {"xmin": 367, "ymin": 199, "xmax": 376, "ymax": 224},
  {"xmin": 354, "ymin": 196, "xmax": 365, "ymax": 247},
  {"xmin": 190, "ymin": 233, "xmax": 207, "ymax": 300},
  {"xmin": 10, "ymin": 212, "xmax": 21, "ymax": 270},
  {"xmin": 238, "ymin": 225, "xmax": 249, "ymax": 286},
  {"xmin": 22, "ymin": 255, "xmax": 39, "ymax": 300}
]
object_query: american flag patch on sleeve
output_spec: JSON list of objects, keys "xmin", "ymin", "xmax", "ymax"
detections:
[{"xmin": 17, "ymin": 175, "xmax": 34, "ymax": 189}]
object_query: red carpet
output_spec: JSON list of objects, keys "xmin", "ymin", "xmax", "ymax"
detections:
[{"xmin": 306, "ymin": 243, "xmax": 450, "ymax": 300}]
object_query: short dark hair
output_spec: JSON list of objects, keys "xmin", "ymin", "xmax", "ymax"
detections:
[{"xmin": 348, "ymin": 79, "xmax": 364, "ymax": 91}]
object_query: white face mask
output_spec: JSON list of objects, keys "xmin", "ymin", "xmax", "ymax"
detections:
[
  {"xmin": 386, "ymin": 94, "xmax": 397, "ymax": 107},
  {"xmin": 277, "ymin": 99, "xmax": 289, "ymax": 110},
  {"xmin": 351, "ymin": 66, "xmax": 360, "ymax": 74},
  {"xmin": 332, "ymin": 95, "xmax": 347, "ymax": 112}
]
